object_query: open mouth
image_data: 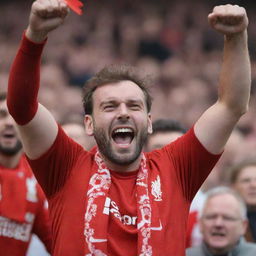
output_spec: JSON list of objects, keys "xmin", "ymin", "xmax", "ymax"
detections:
[
  {"xmin": 211, "ymin": 232, "xmax": 226, "ymax": 238},
  {"xmin": 112, "ymin": 127, "xmax": 135, "ymax": 145},
  {"xmin": 1, "ymin": 129, "xmax": 16, "ymax": 140},
  {"xmin": 2, "ymin": 131, "xmax": 15, "ymax": 139}
]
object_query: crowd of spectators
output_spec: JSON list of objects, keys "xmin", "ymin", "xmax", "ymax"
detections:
[
  {"xmin": 1, "ymin": 0, "xmax": 256, "ymax": 254},
  {"xmin": 0, "ymin": 0, "xmax": 256, "ymax": 203}
]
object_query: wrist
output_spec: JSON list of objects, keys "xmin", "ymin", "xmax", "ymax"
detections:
[
  {"xmin": 25, "ymin": 27, "xmax": 48, "ymax": 43},
  {"xmin": 21, "ymin": 31, "xmax": 46, "ymax": 56},
  {"xmin": 225, "ymin": 30, "xmax": 247, "ymax": 42}
]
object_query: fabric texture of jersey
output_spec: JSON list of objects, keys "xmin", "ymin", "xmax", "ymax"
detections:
[
  {"xmin": 0, "ymin": 155, "xmax": 52, "ymax": 256},
  {"xmin": 10, "ymin": 35, "xmax": 221, "ymax": 256},
  {"xmin": 28, "ymin": 126, "xmax": 221, "ymax": 256}
]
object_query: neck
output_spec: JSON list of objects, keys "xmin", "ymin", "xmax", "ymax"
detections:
[
  {"xmin": 205, "ymin": 239, "xmax": 240, "ymax": 256},
  {"xmin": 101, "ymin": 153, "xmax": 142, "ymax": 173},
  {"xmin": 0, "ymin": 151, "xmax": 22, "ymax": 169},
  {"xmin": 204, "ymin": 241, "xmax": 229, "ymax": 256},
  {"xmin": 207, "ymin": 247, "xmax": 229, "ymax": 256}
]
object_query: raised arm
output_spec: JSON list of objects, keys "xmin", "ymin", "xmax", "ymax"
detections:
[
  {"xmin": 7, "ymin": 0, "xmax": 69, "ymax": 159},
  {"xmin": 194, "ymin": 4, "xmax": 251, "ymax": 154}
]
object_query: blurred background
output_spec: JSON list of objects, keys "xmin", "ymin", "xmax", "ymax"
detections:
[
  {"xmin": 1, "ymin": 0, "xmax": 256, "ymax": 254},
  {"xmin": 1, "ymin": 0, "xmax": 256, "ymax": 186}
]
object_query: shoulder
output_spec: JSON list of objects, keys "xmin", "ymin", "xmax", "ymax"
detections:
[
  {"xmin": 240, "ymin": 241, "xmax": 256, "ymax": 254},
  {"xmin": 186, "ymin": 246, "xmax": 204, "ymax": 256}
]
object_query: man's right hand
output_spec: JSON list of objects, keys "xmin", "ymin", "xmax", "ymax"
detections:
[{"xmin": 26, "ymin": 0, "xmax": 69, "ymax": 43}]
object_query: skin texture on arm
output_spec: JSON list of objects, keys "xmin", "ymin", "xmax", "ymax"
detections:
[
  {"xmin": 17, "ymin": 105, "xmax": 59, "ymax": 159},
  {"xmin": 8, "ymin": 0, "xmax": 69, "ymax": 160},
  {"xmin": 194, "ymin": 5, "xmax": 251, "ymax": 154}
]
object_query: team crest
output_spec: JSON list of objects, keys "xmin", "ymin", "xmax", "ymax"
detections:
[
  {"xmin": 151, "ymin": 175, "xmax": 162, "ymax": 201},
  {"xmin": 26, "ymin": 177, "xmax": 38, "ymax": 203}
]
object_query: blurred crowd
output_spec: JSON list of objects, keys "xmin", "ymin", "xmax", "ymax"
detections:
[
  {"xmin": 0, "ymin": 0, "xmax": 256, "ymax": 208},
  {"xmin": 1, "ymin": 0, "xmax": 256, "ymax": 254}
]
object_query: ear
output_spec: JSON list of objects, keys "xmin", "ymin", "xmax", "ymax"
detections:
[
  {"xmin": 147, "ymin": 113, "xmax": 153, "ymax": 134},
  {"xmin": 84, "ymin": 115, "xmax": 94, "ymax": 136},
  {"xmin": 240, "ymin": 219, "xmax": 248, "ymax": 235}
]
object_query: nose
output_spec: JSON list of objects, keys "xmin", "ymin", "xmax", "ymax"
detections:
[
  {"xmin": 215, "ymin": 216, "xmax": 224, "ymax": 227},
  {"xmin": 213, "ymin": 216, "xmax": 225, "ymax": 227},
  {"xmin": 4, "ymin": 114, "xmax": 14, "ymax": 127},
  {"xmin": 250, "ymin": 178, "xmax": 256, "ymax": 187},
  {"xmin": 117, "ymin": 104, "xmax": 130, "ymax": 120}
]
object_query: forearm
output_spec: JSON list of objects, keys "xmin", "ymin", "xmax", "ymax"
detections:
[
  {"xmin": 218, "ymin": 31, "xmax": 251, "ymax": 116},
  {"xmin": 7, "ymin": 33, "xmax": 46, "ymax": 125}
]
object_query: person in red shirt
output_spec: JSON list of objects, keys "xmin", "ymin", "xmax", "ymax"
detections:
[
  {"xmin": 7, "ymin": 1, "xmax": 251, "ymax": 255},
  {"xmin": 0, "ymin": 93, "xmax": 52, "ymax": 255}
]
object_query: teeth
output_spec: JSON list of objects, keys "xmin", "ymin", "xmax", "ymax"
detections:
[{"xmin": 114, "ymin": 128, "xmax": 133, "ymax": 133}]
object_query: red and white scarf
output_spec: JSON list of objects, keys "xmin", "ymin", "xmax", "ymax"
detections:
[{"xmin": 84, "ymin": 151, "xmax": 158, "ymax": 255}]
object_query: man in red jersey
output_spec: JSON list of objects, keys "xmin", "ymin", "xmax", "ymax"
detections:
[
  {"xmin": 0, "ymin": 93, "xmax": 52, "ymax": 255},
  {"xmin": 7, "ymin": 0, "xmax": 251, "ymax": 255}
]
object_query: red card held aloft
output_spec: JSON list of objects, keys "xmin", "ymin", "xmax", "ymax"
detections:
[{"xmin": 65, "ymin": 0, "xmax": 83, "ymax": 15}]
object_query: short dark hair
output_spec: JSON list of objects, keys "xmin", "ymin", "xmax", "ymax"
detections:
[
  {"xmin": 227, "ymin": 159, "xmax": 256, "ymax": 184},
  {"xmin": 82, "ymin": 64, "xmax": 152, "ymax": 115},
  {"xmin": 152, "ymin": 119, "xmax": 187, "ymax": 135}
]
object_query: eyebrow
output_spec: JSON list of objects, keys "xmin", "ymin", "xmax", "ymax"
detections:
[
  {"xmin": 99, "ymin": 100, "xmax": 118, "ymax": 107},
  {"xmin": 127, "ymin": 99, "xmax": 144, "ymax": 105},
  {"xmin": 99, "ymin": 98, "xmax": 144, "ymax": 107}
]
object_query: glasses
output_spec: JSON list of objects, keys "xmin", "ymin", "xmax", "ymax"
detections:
[{"xmin": 202, "ymin": 214, "xmax": 242, "ymax": 223}]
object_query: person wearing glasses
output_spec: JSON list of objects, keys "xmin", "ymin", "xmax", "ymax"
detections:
[{"xmin": 186, "ymin": 186, "xmax": 256, "ymax": 256}]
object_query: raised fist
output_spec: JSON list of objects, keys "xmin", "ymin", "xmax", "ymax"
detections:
[
  {"xmin": 208, "ymin": 5, "xmax": 248, "ymax": 36},
  {"xmin": 26, "ymin": 0, "xmax": 69, "ymax": 42}
]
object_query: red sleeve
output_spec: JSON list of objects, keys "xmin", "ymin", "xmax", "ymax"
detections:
[
  {"xmin": 7, "ymin": 33, "xmax": 46, "ymax": 125},
  {"xmin": 185, "ymin": 211, "xmax": 198, "ymax": 248},
  {"xmin": 163, "ymin": 127, "xmax": 222, "ymax": 201},
  {"xmin": 27, "ymin": 125, "xmax": 85, "ymax": 198},
  {"xmin": 32, "ymin": 186, "xmax": 52, "ymax": 253}
]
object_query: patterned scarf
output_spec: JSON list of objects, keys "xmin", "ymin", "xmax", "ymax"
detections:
[{"xmin": 84, "ymin": 151, "xmax": 157, "ymax": 255}]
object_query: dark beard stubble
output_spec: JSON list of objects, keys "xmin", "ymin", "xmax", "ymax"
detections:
[
  {"xmin": 0, "ymin": 140, "xmax": 22, "ymax": 156},
  {"xmin": 93, "ymin": 126, "xmax": 148, "ymax": 166}
]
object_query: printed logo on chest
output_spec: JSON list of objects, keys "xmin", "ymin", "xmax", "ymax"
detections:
[
  {"xmin": 151, "ymin": 175, "xmax": 162, "ymax": 201},
  {"xmin": 26, "ymin": 177, "xmax": 38, "ymax": 203},
  {"xmin": 103, "ymin": 197, "xmax": 137, "ymax": 226}
]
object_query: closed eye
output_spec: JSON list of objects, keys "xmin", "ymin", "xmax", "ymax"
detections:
[
  {"xmin": 103, "ymin": 105, "xmax": 116, "ymax": 111},
  {"xmin": 130, "ymin": 105, "xmax": 141, "ymax": 110},
  {"xmin": 128, "ymin": 102, "xmax": 143, "ymax": 111},
  {"xmin": 100, "ymin": 100, "xmax": 118, "ymax": 112}
]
